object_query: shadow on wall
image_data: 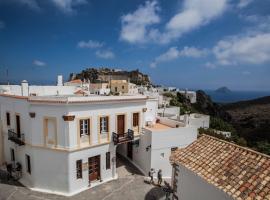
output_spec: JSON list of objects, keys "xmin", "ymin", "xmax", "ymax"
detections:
[{"xmin": 144, "ymin": 186, "xmax": 166, "ymax": 200}]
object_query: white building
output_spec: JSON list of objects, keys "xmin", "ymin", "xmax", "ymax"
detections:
[
  {"xmin": 89, "ymin": 82, "xmax": 110, "ymax": 95},
  {"xmin": 178, "ymin": 90, "xmax": 197, "ymax": 104},
  {"xmin": 0, "ymin": 78, "xmax": 209, "ymax": 196}
]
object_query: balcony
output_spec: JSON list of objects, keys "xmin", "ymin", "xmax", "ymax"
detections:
[
  {"xmin": 113, "ymin": 129, "xmax": 134, "ymax": 145},
  {"xmin": 8, "ymin": 130, "xmax": 25, "ymax": 146}
]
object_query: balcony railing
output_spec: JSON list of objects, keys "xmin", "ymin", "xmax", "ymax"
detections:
[
  {"xmin": 113, "ymin": 129, "xmax": 134, "ymax": 145},
  {"xmin": 8, "ymin": 130, "xmax": 25, "ymax": 146}
]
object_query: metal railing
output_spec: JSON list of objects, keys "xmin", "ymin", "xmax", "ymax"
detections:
[
  {"xmin": 8, "ymin": 130, "xmax": 25, "ymax": 146},
  {"xmin": 112, "ymin": 129, "xmax": 134, "ymax": 145}
]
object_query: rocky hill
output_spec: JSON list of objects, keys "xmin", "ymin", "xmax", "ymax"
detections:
[
  {"xmin": 173, "ymin": 90, "xmax": 270, "ymax": 154},
  {"xmin": 69, "ymin": 68, "xmax": 151, "ymax": 85},
  {"xmin": 222, "ymin": 96, "xmax": 270, "ymax": 154}
]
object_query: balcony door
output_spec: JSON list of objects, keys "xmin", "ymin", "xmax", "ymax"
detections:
[
  {"xmin": 44, "ymin": 118, "xmax": 57, "ymax": 147},
  {"xmin": 117, "ymin": 115, "xmax": 125, "ymax": 134},
  {"xmin": 16, "ymin": 115, "xmax": 21, "ymax": 137}
]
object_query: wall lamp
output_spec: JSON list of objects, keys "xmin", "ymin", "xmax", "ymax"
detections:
[{"xmin": 146, "ymin": 145, "xmax": 151, "ymax": 151}]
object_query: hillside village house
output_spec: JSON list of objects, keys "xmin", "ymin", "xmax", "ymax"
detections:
[
  {"xmin": 170, "ymin": 135, "xmax": 270, "ymax": 200},
  {"xmin": 0, "ymin": 76, "xmax": 209, "ymax": 196},
  {"xmin": 110, "ymin": 80, "xmax": 138, "ymax": 95}
]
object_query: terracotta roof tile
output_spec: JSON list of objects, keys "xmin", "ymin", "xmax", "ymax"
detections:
[{"xmin": 170, "ymin": 134, "xmax": 270, "ymax": 200}]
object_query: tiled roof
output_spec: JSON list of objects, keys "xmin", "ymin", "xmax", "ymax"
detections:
[
  {"xmin": 68, "ymin": 79, "xmax": 82, "ymax": 84},
  {"xmin": 170, "ymin": 134, "xmax": 270, "ymax": 200}
]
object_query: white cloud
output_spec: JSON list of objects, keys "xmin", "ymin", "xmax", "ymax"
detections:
[
  {"xmin": 95, "ymin": 50, "xmax": 115, "ymax": 59},
  {"xmin": 213, "ymin": 33, "xmax": 270, "ymax": 65},
  {"xmin": 14, "ymin": 0, "xmax": 87, "ymax": 13},
  {"xmin": 161, "ymin": 0, "xmax": 227, "ymax": 43},
  {"xmin": 150, "ymin": 46, "xmax": 207, "ymax": 67},
  {"xmin": 0, "ymin": 21, "xmax": 5, "ymax": 29},
  {"xmin": 77, "ymin": 40, "xmax": 104, "ymax": 49},
  {"xmin": 237, "ymin": 0, "xmax": 253, "ymax": 8},
  {"xmin": 33, "ymin": 59, "xmax": 46, "ymax": 67},
  {"xmin": 50, "ymin": 0, "xmax": 87, "ymax": 14},
  {"xmin": 120, "ymin": 0, "xmax": 160, "ymax": 43},
  {"xmin": 120, "ymin": 0, "xmax": 228, "ymax": 44}
]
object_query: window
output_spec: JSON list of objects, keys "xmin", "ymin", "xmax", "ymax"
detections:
[
  {"xmin": 100, "ymin": 116, "xmax": 109, "ymax": 134},
  {"xmin": 76, "ymin": 160, "xmax": 82, "ymax": 179},
  {"xmin": 122, "ymin": 85, "xmax": 124, "ymax": 89},
  {"xmin": 133, "ymin": 113, "xmax": 139, "ymax": 127},
  {"xmin": 6, "ymin": 112, "xmax": 10, "ymax": 126},
  {"xmin": 106, "ymin": 152, "xmax": 110, "ymax": 170},
  {"xmin": 26, "ymin": 154, "xmax": 31, "ymax": 174},
  {"xmin": 10, "ymin": 148, "xmax": 15, "ymax": 161},
  {"xmin": 171, "ymin": 147, "xmax": 177, "ymax": 152},
  {"xmin": 115, "ymin": 87, "xmax": 117, "ymax": 92},
  {"xmin": 79, "ymin": 119, "xmax": 90, "ymax": 137}
]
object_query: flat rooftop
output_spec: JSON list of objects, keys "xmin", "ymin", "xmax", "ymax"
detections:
[
  {"xmin": 146, "ymin": 123, "xmax": 172, "ymax": 131},
  {"xmin": 0, "ymin": 93, "xmax": 150, "ymax": 104}
]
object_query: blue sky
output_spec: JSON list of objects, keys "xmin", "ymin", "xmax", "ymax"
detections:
[{"xmin": 0, "ymin": 0, "xmax": 270, "ymax": 91}]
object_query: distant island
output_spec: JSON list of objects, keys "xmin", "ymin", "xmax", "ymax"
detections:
[{"xmin": 215, "ymin": 86, "xmax": 231, "ymax": 93}]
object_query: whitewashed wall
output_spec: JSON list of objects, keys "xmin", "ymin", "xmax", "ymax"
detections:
[
  {"xmin": 189, "ymin": 114, "xmax": 210, "ymax": 129},
  {"xmin": 173, "ymin": 164, "xmax": 232, "ymax": 200},
  {"xmin": 150, "ymin": 126, "xmax": 197, "ymax": 178},
  {"xmin": 145, "ymin": 99, "xmax": 158, "ymax": 124}
]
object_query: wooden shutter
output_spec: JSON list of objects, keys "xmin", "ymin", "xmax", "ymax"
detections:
[
  {"xmin": 105, "ymin": 116, "xmax": 109, "ymax": 132},
  {"xmin": 106, "ymin": 152, "xmax": 110, "ymax": 169},
  {"xmin": 87, "ymin": 119, "xmax": 90, "ymax": 135}
]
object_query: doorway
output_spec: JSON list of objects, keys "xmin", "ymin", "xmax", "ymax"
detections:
[{"xmin": 88, "ymin": 155, "xmax": 100, "ymax": 182}]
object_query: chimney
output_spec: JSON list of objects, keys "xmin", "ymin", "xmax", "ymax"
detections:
[
  {"xmin": 21, "ymin": 80, "xmax": 29, "ymax": 96},
  {"xmin": 57, "ymin": 75, "xmax": 63, "ymax": 86}
]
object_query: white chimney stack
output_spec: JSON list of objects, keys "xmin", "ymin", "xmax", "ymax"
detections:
[
  {"xmin": 21, "ymin": 80, "xmax": 29, "ymax": 96},
  {"xmin": 57, "ymin": 75, "xmax": 63, "ymax": 86}
]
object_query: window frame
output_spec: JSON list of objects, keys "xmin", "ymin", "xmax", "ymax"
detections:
[
  {"xmin": 76, "ymin": 160, "xmax": 83, "ymax": 179},
  {"xmin": 79, "ymin": 119, "xmax": 90, "ymax": 137},
  {"xmin": 100, "ymin": 116, "xmax": 109, "ymax": 134},
  {"xmin": 6, "ymin": 112, "xmax": 10, "ymax": 126},
  {"xmin": 132, "ymin": 113, "xmax": 139, "ymax": 127},
  {"xmin": 25, "ymin": 154, "xmax": 31, "ymax": 174}
]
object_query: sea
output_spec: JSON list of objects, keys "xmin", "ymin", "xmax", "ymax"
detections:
[{"xmin": 204, "ymin": 90, "xmax": 270, "ymax": 104}]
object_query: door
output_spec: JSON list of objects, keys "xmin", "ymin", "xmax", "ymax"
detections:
[
  {"xmin": 88, "ymin": 155, "xmax": 100, "ymax": 182},
  {"xmin": 16, "ymin": 115, "xmax": 21, "ymax": 137},
  {"xmin": 127, "ymin": 142, "xmax": 133, "ymax": 160},
  {"xmin": 117, "ymin": 115, "xmax": 125, "ymax": 134}
]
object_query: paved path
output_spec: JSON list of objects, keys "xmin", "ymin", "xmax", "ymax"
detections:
[{"xmin": 0, "ymin": 156, "xmax": 167, "ymax": 200}]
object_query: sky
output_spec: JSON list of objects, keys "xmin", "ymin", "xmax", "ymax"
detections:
[{"xmin": 0, "ymin": 0, "xmax": 270, "ymax": 91}]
